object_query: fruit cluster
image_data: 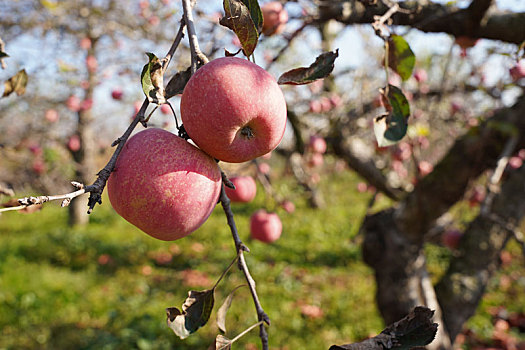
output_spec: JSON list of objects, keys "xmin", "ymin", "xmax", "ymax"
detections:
[{"xmin": 107, "ymin": 57, "xmax": 287, "ymax": 241}]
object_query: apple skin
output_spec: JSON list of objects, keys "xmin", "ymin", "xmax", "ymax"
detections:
[
  {"xmin": 181, "ymin": 57, "xmax": 287, "ymax": 163},
  {"xmin": 250, "ymin": 209, "xmax": 282, "ymax": 243},
  {"xmin": 442, "ymin": 229, "xmax": 462, "ymax": 250},
  {"xmin": 309, "ymin": 135, "xmax": 327, "ymax": 154},
  {"xmin": 261, "ymin": 2, "xmax": 288, "ymax": 36},
  {"xmin": 224, "ymin": 176, "xmax": 257, "ymax": 203},
  {"xmin": 107, "ymin": 128, "xmax": 222, "ymax": 241}
]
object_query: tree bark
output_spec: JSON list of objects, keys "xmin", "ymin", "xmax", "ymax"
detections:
[{"xmin": 360, "ymin": 94, "xmax": 525, "ymax": 348}]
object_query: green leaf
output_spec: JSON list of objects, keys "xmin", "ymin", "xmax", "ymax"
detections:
[
  {"xmin": 220, "ymin": 0, "xmax": 259, "ymax": 57},
  {"xmin": 166, "ymin": 289, "xmax": 215, "ymax": 339},
  {"xmin": 217, "ymin": 285, "xmax": 246, "ymax": 334},
  {"xmin": 241, "ymin": 0, "xmax": 263, "ymax": 33},
  {"xmin": 140, "ymin": 52, "xmax": 166, "ymax": 104},
  {"xmin": 277, "ymin": 50, "xmax": 339, "ymax": 85},
  {"xmin": 388, "ymin": 35, "xmax": 415, "ymax": 81},
  {"xmin": 373, "ymin": 85, "xmax": 410, "ymax": 147},
  {"xmin": 2, "ymin": 69, "xmax": 28, "ymax": 98}
]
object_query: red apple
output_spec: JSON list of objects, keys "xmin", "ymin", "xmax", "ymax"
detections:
[
  {"xmin": 107, "ymin": 128, "xmax": 221, "ymax": 241},
  {"xmin": 111, "ymin": 89, "xmax": 123, "ymax": 100},
  {"xmin": 250, "ymin": 209, "xmax": 282, "ymax": 243},
  {"xmin": 66, "ymin": 95, "xmax": 81, "ymax": 112},
  {"xmin": 308, "ymin": 153, "xmax": 324, "ymax": 168},
  {"xmin": 80, "ymin": 98, "xmax": 93, "ymax": 111},
  {"xmin": 509, "ymin": 60, "xmax": 525, "ymax": 81},
  {"xmin": 224, "ymin": 176, "xmax": 257, "ymax": 203},
  {"xmin": 261, "ymin": 1, "xmax": 288, "ymax": 36},
  {"xmin": 280, "ymin": 200, "xmax": 295, "ymax": 213},
  {"xmin": 357, "ymin": 182, "xmax": 368, "ymax": 193},
  {"xmin": 67, "ymin": 135, "xmax": 81, "ymax": 152},
  {"xmin": 79, "ymin": 37, "xmax": 92, "ymax": 50},
  {"xmin": 44, "ymin": 109, "xmax": 59, "ymax": 123},
  {"xmin": 442, "ymin": 229, "xmax": 462, "ymax": 249},
  {"xmin": 29, "ymin": 144, "xmax": 43, "ymax": 156},
  {"xmin": 32, "ymin": 159, "xmax": 46, "ymax": 175},
  {"xmin": 86, "ymin": 55, "xmax": 97, "ymax": 73},
  {"xmin": 414, "ymin": 68, "xmax": 428, "ymax": 83},
  {"xmin": 181, "ymin": 57, "xmax": 287, "ymax": 163},
  {"xmin": 258, "ymin": 162, "xmax": 271, "ymax": 175},
  {"xmin": 309, "ymin": 100, "xmax": 322, "ymax": 114},
  {"xmin": 418, "ymin": 161, "xmax": 434, "ymax": 176},
  {"xmin": 508, "ymin": 156, "xmax": 523, "ymax": 169},
  {"xmin": 320, "ymin": 96, "xmax": 332, "ymax": 112},
  {"xmin": 308, "ymin": 135, "xmax": 327, "ymax": 154},
  {"xmin": 160, "ymin": 103, "xmax": 171, "ymax": 115},
  {"xmin": 329, "ymin": 93, "xmax": 342, "ymax": 108}
]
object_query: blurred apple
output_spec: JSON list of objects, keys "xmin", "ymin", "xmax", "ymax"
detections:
[
  {"xmin": 79, "ymin": 37, "xmax": 92, "ymax": 50},
  {"xmin": 309, "ymin": 100, "xmax": 322, "ymax": 113},
  {"xmin": 468, "ymin": 185, "xmax": 485, "ymax": 207},
  {"xmin": 320, "ymin": 96, "xmax": 332, "ymax": 112},
  {"xmin": 160, "ymin": 103, "xmax": 171, "ymax": 115},
  {"xmin": 29, "ymin": 144, "xmax": 43, "ymax": 156},
  {"xmin": 509, "ymin": 60, "xmax": 525, "ymax": 81},
  {"xmin": 80, "ymin": 98, "xmax": 93, "ymax": 111},
  {"xmin": 86, "ymin": 55, "xmax": 97, "ymax": 73},
  {"xmin": 224, "ymin": 176, "xmax": 257, "ymax": 203},
  {"xmin": 308, "ymin": 135, "xmax": 327, "ymax": 154},
  {"xmin": 414, "ymin": 68, "xmax": 428, "ymax": 83},
  {"xmin": 66, "ymin": 95, "xmax": 81, "ymax": 112},
  {"xmin": 308, "ymin": 153, "xmax": 324, "ymax": 168},
  {"xmin": 442, "ymin": 229, "xmax": 462, "ymax": 249},
  {"xmin": 67, "ymin": 135, "xmax": 81, "ymax": 152},
  {"xmin": 508, "ymin": 156, "xmax": 523, "ymax": 169},
  {"xmin": 32, "ymin": 159, "xmax": 46, "ymax": 175},
  {"xmin": 310, "ymin": 173, "xmax": 321, "ymax": 184},
  {"xmin": 329, "ymin": 93, "xmax": 342, "ymax": 108},
  {"xmin": 261, "ymin": 1, "xmax": 288, "ymax": 36},
  {"xmin": 280, "ymin": 200, "xmax": 295, "ymax": 213},
  {"xmin": 44, "ymin": 109, "xmax": 59, "ymax": 123},
  {"xmin": 148, "ymin": 15, "xmax": 160, "ymax": 26},
  {"xmin": 357, "ymin": 182, "xmax": 368, "ymax": 193},
  {"xmin": 418, "ymin": 161, "xmax": 434, "ymax": 176},
  {"xmin": 250, "ymin": 209, "xmax": 282, "ymax": 243},
  {"xmin": 258, "ymin": 162, "xmax": 271, "ymax": 175},
  {"xmin": 111, "ymin": 89, "xmax": 123, "ymax": 100}
]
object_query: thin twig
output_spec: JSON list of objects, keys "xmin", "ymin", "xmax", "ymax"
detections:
[
  {"xmin": 265, "ymin": 20, "xmax": 310, "ymax": 70},
  {"xmin": 182, "ymin": 0, "xmax": 208, "ymax": 74},
  {"xmin": 219, "ymin": 183, "xmax": 270, "ymax": 350}
]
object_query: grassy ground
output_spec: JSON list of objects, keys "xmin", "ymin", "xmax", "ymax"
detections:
[{"xmin": 0, "ymin": 158, "xmax": 523, "ymax": 349}]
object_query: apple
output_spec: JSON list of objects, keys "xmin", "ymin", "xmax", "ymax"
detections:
[
  {"xmin": 258, "ymin": 162, "xmax": 271, "ymax": 175},
  {"xmin": 29, "ymin": 144, "xmax": 43, "ymax": 156},
  {"xmin": 357, "ymin": 182, "xmax": 368, "ymax": 193},
  {"xmin": 414, "ymin": 68, "xmax": 428, "ymax": 83},
  {"xmin": 111, "ymin": 89, "xmax": 123, "ymax": 100},
  {"xmin": 261, "ymin": 1, "xmax": 288, "ymax": 36},
  {"xmin": 308, "ymin": 135, "xmax": 327, "ymax": 154},
  {"xmin": 67, "ymin": 135, "xmax": 81, "ymax": 152},
  {"xmin": 80, "ymin": 98, "xmax": 93, "ymax": 111},
  {"xmin": 79, "ymin": 37, "xmax": 92, "ymax": 50},
  {"xmin": 441, "ymin": 229, "xmax": 462, "ymax": 249},
  {"xmin": 418, "ymin": 161, "xmax": 434, "ymax": 176},
  {"xmin": 181, "ymin": 57, "xmax": 287, "ymax": 163},
  {"xmin": 309, "ymin": 100, "xmax": 322, "ymax": 114},
  {"xmin": 280, "ymin": 200, "xmax": 295, "ymax": 213},
  {"xmin": 86, "ymin": 55, "xmax": 97, "ymax": 73},
  {"xmin": 329, "ymin": 93, "xmax": 342, "ymax": 108},
  {"xmin": 66, "ymin": 95, "xmax": 81, "ymax": 112},
  {"xmin": 308, "ymin": 153, "xmax": 324, "ymax": 168},
  {"xmin": 45, "ymin": 109, "xmax": 59, "ymax": 123},
  {"xmin": 107, "ymin": 128, "xmax": 221, "ymax": 241},
  {"xmin": 509, "ymin": 60, "xmax": 525, "ymax": 81},
  {"xmin": 508, "ymin": 156, "xmax": 523, "ymax": 169},
  {"xmin": 32, "ymin": 159, "xmax": 46, "ymax": 175},
  {"xmin": 160, "ymin": 103, "xmax": 171, "ymax": 115},
  {"xmin": 250, "ymin": 209, "xmax": 282, "ymax": 243},
  {"xmin": 224, "ymin": 176, "xmax": 257, "ymax": 203}
]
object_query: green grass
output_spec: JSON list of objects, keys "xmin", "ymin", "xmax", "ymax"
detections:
[{"xmin": 0, "ymin": 165, "xmax": 523, "ymax": 349}]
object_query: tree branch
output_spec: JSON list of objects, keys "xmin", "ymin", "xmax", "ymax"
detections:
[{"xmin": 219, "ymin": 183, "xmax": 270, "ymax": 350}]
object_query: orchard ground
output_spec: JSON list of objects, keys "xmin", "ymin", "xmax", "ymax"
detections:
[{"xmin": 0, "ymin": 155, "xmax": 524, "ymax": 349}]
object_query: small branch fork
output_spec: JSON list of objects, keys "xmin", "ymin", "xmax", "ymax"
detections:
[{"xmin": 219, "ymin": 183, "xmax": 270, "ymax": 350}]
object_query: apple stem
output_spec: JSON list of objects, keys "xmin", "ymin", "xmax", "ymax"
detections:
[
  {"xmin": 219, "ymin": 182, "xmax": 271, "ymax": 350},
  {"xmin": 240, "ymin": 126, "xmax": 255, "ymax": 140}
]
